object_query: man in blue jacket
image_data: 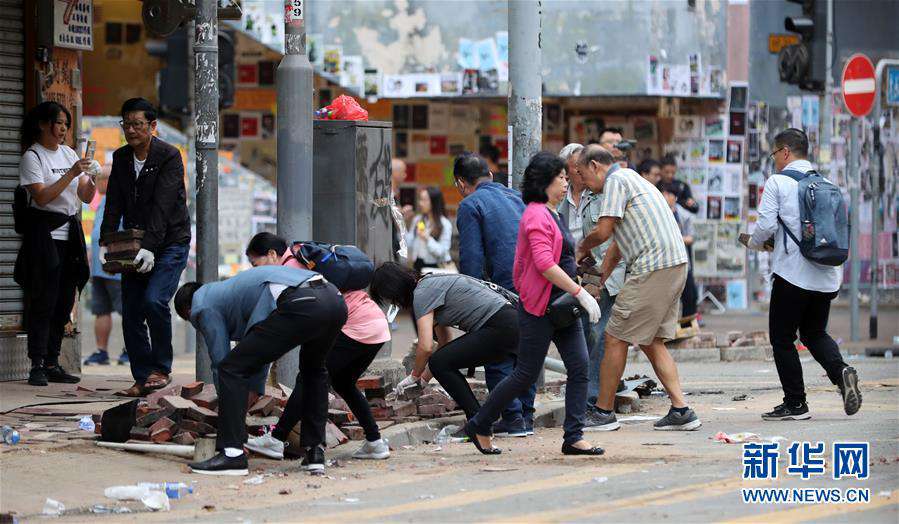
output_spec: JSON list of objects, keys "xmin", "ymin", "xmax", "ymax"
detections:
[
  {"xmin": 453, "ymin": 152, "xmax": 536, "ymax": 436},
  {"xmin": 174, "ymin": 266, "xmax": 347, "ymax": 475}
]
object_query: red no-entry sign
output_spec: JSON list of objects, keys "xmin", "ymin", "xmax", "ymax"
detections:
[{"xmin": 841, "ymin": 53, "xmax": 876, "ymax": 117}]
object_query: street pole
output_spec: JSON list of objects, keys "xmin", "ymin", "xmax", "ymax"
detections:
[
  {"xmin": 185, "ymin": 22, "xmax": 197, "ymax": 358},
  {"xmin": 848, "ymin": 118, "xmax": 860, "ymax": 342},
  {"xmin": 819, "ymin": 0, "xmax": 833, "ymax": 174},
  {"xmin": 194, "ymin": 0, "xmax": 219, "ymax": 382},
  {"xmin": 507, "ymin": 0, "xmax": 542, "ymax": 188},
  {"xmin": 275, "ymin": 0, "xmax": 314, "ymax": 388}
]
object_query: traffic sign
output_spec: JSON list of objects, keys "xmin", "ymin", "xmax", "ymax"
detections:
[{"xmin": 841, "ymin": 53, "xmax": 876, "ymax": 117}]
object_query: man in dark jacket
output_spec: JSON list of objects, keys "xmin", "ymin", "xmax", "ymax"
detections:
[
  {"xmin": 656, "ymin": 155, "xmax": 700, "ymax": 214},
  {"xmin": 102, "ymin": 98, "xmax": 190, "ymax": 396}
]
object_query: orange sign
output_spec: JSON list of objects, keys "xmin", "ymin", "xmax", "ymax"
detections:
[
  {"xmin": 233, "ymin": 88, "xmax": 277, "ymax": 111},
  {"xmin": 768, "ymin": 34, "xmax": 800, "ymax": 54}
]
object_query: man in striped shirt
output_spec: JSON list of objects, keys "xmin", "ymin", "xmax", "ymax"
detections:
[{"xmin": 576, "ymin": 145, "xmax": 700, "ymax": 432}]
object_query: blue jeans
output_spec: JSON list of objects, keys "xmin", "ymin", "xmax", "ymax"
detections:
[
  {"xmin": 586, "ymin": 290, "xmax": 616, "ymax": 405},
  {"xmin": 485, "ymin": 358, "xmax": 537, "ymax": 428},
  {"xmin": 471, "ymin": 303, "xmax": 588, "ymax": 445},
  {"xmin": 122, "ymin": 243, "xmax": 189, "ymax": 383}
]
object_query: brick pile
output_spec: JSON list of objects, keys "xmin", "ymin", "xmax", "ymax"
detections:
[
  {"xmin": 334, "ymin": 375, "xmax": 461, "ymax": 441},
  {"xmin": 111, "ymin": 382, "xmax": 290, "ymax": 446}
]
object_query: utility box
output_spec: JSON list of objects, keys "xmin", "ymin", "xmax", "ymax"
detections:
[{"xmin": 312, "ymin": 119, "xmax": 394, "ymax": 267}]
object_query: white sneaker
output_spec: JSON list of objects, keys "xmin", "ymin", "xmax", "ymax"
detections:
[
  {"xmin": 245, "ymin": 432, "xmax": 284, "ymax": 459},
  {"xmin": 351, "ymin": 438, "xmax": 390, "ymax": 460}
]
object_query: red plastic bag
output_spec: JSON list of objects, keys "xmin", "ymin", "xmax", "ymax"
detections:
[{"xmin": 318, "ymin": 95, "xmax": 368, "ymax": 121}]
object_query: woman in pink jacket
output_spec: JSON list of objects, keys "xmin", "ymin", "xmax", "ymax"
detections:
[
  {"xmin": 463, "ymin": 152, "xmax": 603, "ymax": 456},
  {"xmin": 241, "ymin": 233, "xmax": 392, "ymax": 463}
]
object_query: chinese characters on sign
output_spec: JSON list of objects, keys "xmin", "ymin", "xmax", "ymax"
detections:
[
  {"xmin": 54, "ymin": 0, "xmax": 93, "ymax": 51},
  {"xmin": 742, "ymin": 442, "xmax": 869, "ymax": 480}
]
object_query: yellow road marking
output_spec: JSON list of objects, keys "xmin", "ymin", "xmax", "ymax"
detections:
[
  {"xmin": 304, "ymin": 464, "xmax": 646, "ymax": 522},
  {"xmin": 490, "ymin": 476, "xmax": 749, "ymax": 523},
  {"xmin": 719, "ymin": 497, "xmax": 897, "ymax": 523}
]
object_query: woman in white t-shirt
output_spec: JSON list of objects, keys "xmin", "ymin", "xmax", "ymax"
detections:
[{"xmin": 17, "ymin": 101, "xmax": 96, "ymax": 387}]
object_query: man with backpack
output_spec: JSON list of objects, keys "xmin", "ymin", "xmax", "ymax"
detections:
[{"xmin": 748, "ymin": 128, "xmax": 861, "ymax": 421}]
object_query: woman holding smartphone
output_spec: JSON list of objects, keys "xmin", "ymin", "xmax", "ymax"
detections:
[
  {"xmin": 17, "ymin": 101, "xmax": 96, "ymax": 386},
  {"xmin": 405, "ymin": 186, "xmax": 453, "ymax": 272}
]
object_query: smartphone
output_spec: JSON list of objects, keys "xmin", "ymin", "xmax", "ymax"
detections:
[{"xmin": 83, "ymin": 140, "xmax": 96, "ymax": 160}]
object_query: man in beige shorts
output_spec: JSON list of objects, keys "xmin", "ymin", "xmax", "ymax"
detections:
[{"xmin": 576, "ymin": 145, "xmax": 701, "ymax": 432}]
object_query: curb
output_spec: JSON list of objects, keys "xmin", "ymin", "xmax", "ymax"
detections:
[
  {"xmin": 626, "ymin": 345, "xmax": 774, "ymax": 364},
  {"xmin": 329, "ymin": 400, "xmax": 567, "ymax": 458}
]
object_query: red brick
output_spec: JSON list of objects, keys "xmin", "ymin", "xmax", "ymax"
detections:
[
  {"xmin": 416, "ymin": 392, "xmax": 445, "ymax": 406},
  {"xmin": 136, "ymin": 407, "xmax": 175, "ymax": 428},
  {"xmin": 129, "ymin": 426, "xmax": 151, "ymax": 441},
  {"xmin": 150, "ymin": 427, "xmax": 173, "ymax": 443},
  {"xmin": 342, "ymin": 424, "xmax": 365, "ymax": 440},
  {"xmin": 328, "ymin": 409, "xmax": 352, "ymax": 426},
  {"xmin": 180, "ymin": 381, "xmax": 205, "ymax": 399},
  {"xmin": 159, "ymin": 395, "xmax": 197, "ymax": 412},
  {"xmin": 370, "ymin": 407, "xmax": 392, "ymax": 421},
  {"xmin": 191, "ymin": 390, "xmax": 219, "ymax": 410},
  {"xmin": 172, "ymin": 432, "xmax": 196, "ymax": 445},
  {"xmin": 179, "ymin": 419, "xmax": 215, "ymax": 435},
  {"xmin": 391, "ymin": 401, "xmax": 417, "ymax": 418},
  {"xmin": 324, "ymin": 421, "xmax": 348, "ymax": 448},
  {"xmin": 369, "ymin": 397, "xmax": 387, "ymax": 408},
  {"xmin": 248, "ymin": 395, "xmax": 278, "ymax": 416},
  {"xmin": 149, "ymin": 416, "xmax": 176, "ymax": 435},
  {"xmin": 270, "ymin": 405, "xmax": 284, "ymax": 418},
  {"xmin": 185, "ymin": 405, "xmax": 218, "ymax": 425},
  {"xmin": 417, "ymin": 404, "xmax": 447, "ymax": 417},
  {"xmin": 146, "ymin": 386, "xmax": 180, "ymax": 409},
  {"xmin": 356, "ymin": 375, "xmax": 384, "ymax": 390},
  {"xmin": 364, "ymin": 387, "xmax": 387, "ymax": 400}
]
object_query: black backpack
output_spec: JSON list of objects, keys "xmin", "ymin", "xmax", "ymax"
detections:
[{"xmin": 12, "ymin": 150, "xmax": 38, "ymax": 234}]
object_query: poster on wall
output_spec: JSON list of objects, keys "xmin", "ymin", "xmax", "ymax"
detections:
[
  {"xmin": 715, "ymin": 222, "xmax": 745, "ymax": 276},
  {"xmin": 55, "ymin": 0, "xmax": 93, "ymax": 50},
  {"xmin": 693, "ymin": 221, "xmax": 717, "ymax": 277},
  {"xmin": 675, "ymin": 116, "xmax": 702, "ymax": 139},
  {"xmin": 703, "ymin": 115, "xmax": 727, "ymax": 139}
]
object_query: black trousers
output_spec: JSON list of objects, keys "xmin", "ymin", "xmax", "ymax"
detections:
[
  {"xmin": 427, "ymin": 305, "xmax": 519, "ymax": 419},
  {"xmin": 275, "ymin": 333, "xmax": 384, "ymax": 443},
  {"xmin": 26, "ymin": 240, "xmax": 78, "ymax": 367},
  {"xmin": 216, "ymin": 282, "xmax": 347, "ymax": 450},
  {"xmin": 769, "ymin": 275, "xmax": 846, "ymax": 405}
]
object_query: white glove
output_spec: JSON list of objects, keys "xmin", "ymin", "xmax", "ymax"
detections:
[
  {"xmin": 575, "ymin": 287, "xmax": 601, "ymax": 324},
  {"xmin": 98, "ymin": 246, "xmax": 108, "ymax": 263},
  {"xmin": 134, "ymin": 249, "xmax": 155, "ymax": 273},
  {"xmin": 85, "ymin": 159, "xmax": 101, "ymax": 179},
  {"xmin": 395, "ymin": 375, "xmax": 421, "ymax": 396}
]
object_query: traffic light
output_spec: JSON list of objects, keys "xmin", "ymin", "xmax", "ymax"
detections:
[
  {"xmin": 147, "ymin": 28, "xmax": 236, "ymax": 115},
  {"xmin": 778, "ymin": 0, "xmax": 826, "ymax": 91}
]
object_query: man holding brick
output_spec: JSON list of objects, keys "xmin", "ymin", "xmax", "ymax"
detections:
[{"xmin": 174, "ymin": 265, "xmax": 347, "ymax": 475}]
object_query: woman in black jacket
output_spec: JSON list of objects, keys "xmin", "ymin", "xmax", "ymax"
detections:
[{"xmin": 16, "ymin": 101, "xmax": 95, "ymax": 386}]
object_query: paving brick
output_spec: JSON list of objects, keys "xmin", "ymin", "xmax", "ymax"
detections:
[
  {"xmin": 180, "ymin": 381, "xmax": 205, "ymax": 399},
  {"xmin": 172, "ymin": 432, "xmax": 196, "ymax": 445},
  {"xmin": 158, "ymin": 395, "xmax": 197, "ymax": 412},
  {"xmin": 150, "ymin": 427, "xmax": 173, "ymax": 443},
  {"xmin": 328, "ymin": 409, "xmax": 352, "ymax": 426},
  {"xmin": 324, "ymin": 421, "xmax": 348, "ymax": 448},
  {"xmin": 614, "ymin": 391, "xmax": 641, "ymax": 414},
  {"xmin": 356, "ymin": 375, "xmax": 385, "ymax": 390},
  {"xmin": 416, "ymin": 392, "xmax": 445, "ymax": 406},
  {"xmin": 368, "ymin": 397, "xmax": 387, "ymax": 408},
  {"xmin": 249, "ymin": 395, "xmax": 279, "ymax": 416},
  {"xmin": 129, "ymin": 427, "xmax": 151, "ymax": 441},
  {"xmin": 179, "ymin": 419, "xmax": 215, "ymax": 435},
  {"xmin": 191, "ymin": 389, "xmax": 219, "ymax": 410},
  {"xmin": 149, "ymin": 416, "xmax": 176, "ymax": 435},
  {"xmin": 417, "ymin": 404, "xmax": 447, "ymax": 417},
  {"xmin": 342, "ymin": 424, "xmax": 365, "ymax": 440},
  {"xmin": 136, "ymin": 406, "xmax": 175, "ymax": 428},
  {"xmin": 185, "ymin": 405, "xmax": 218, "ymax": 425},
  {"xmin": 391, "ymin": 401, "xmax": 417, "ymax": 418},
  {"xmin": 364, "ymin": 387, "xmax": 387, "ymax": 400},
  {"xmin": 146, "ymin": 386, "xmax": 180, "ymax": 409},
  {"xmin": 370, "ymin": 407, "xmax": 392, "ymax": 421},
  {"xmin": 397, "ymin": 383, "xmax": 423, "ymax": 401}
]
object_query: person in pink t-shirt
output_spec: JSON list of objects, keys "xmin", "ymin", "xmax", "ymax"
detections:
[{"xmin": 242, "ymin": 233, "xmax": 391, "ymax": 462}]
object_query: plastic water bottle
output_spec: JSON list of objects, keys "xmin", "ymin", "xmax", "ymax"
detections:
[
  {"xmin": 1, "ymin": 425, "xmax": 20, "ymax": 445},
  {"xmin": 435, "ymin": 424, "xmax": 461, "ymax": 444},
  {"xmin": 138, "ymin": 482, "xmax": 194, "ymax": 499},
  {"xmin": 104, "ymin": 485, "xmax": 151, "ymax": 501},
  {"xmin": 78, "ymin": 415, "xmax": 95, "ymax": 432}
]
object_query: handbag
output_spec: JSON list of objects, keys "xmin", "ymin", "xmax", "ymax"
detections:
[{"xmin": 545, "ymin": 292, "xmax": 583, "ymax": 328}]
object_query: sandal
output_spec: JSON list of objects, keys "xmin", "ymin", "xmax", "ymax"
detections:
[
  {"xmin": 463, "ymin": 422, "xmax": 501, "ymax": 455},
  {"xmin": 114, "ymin": 382, "xmax": 149, "ymax": 397},
  {"xmin": 144, "ymin": 372, "xmax": 171, "ymax": 390}
]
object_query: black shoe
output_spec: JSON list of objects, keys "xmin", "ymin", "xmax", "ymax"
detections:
[
  {"xmin": 762, "ymin": 402, "xmax": 811, "ymax": 421},
  {"xmin": 189, "ymin": 452, "xmax": 249, "ymax": 476},
  {"xmin": 43, "ymin": 365, "xmax": 80, "ymax": 384},
  {"xmin": 28, "ymin": 366, "xmax": 48, "ymax": 386},
  {"xmin": 653, "ymin": 407, "xmax": 702, "ymax": 431},
  {"xmin": 562, "ymin": 442, "xmax": 605, "ymax": 456},
  {"xmin": 840, "ymin": 366, "xmax": 862, "ymax": 416},
  {"xmin": 301, "ymin": 446, "xmax": 325, "ymax": 473},
  {"xmin": 583, "ymin": 407, "xmax": 620, "ymax": 432},
  {"xmin": 492, "ymin": 420, "xmax": 528, "ymax": 438},
  {"xmin": 462, "ymin": 422, "xmax": 501, "ymax": 455}
]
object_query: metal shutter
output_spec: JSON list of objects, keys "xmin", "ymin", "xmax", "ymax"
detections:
[{"xmin": 0, "ymin": 0, "xmax": 27, "ymax": 381}]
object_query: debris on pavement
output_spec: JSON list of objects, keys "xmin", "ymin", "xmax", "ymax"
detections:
[
  {"xmin": 279, "ymin": 489, "xmax": 292, "ymax": 495},
  {"xmin": 617, "ymin": 415, "xmax": 657, "ymax": 424},
  {"xmin": 243, "ymin": 475, "xmax": 266, "ymax": 485},
  {"xmin": 592, "ymin": 477, "xmax": 609, "ymax": 483},
  {"xmin": 42, "ymin": 498, "xmax": 65, "ymax": 516},
  {"xmin": 140, "ymin": 491, "xmax": 170, "ymax": 512},
  {"xmin": 713, "ymin": 431, "xmax": 786, "ymax": 444},
  {"xmin": 732, "ymin": 394, "xmax": 749, "ymax": 401},
  {"xmin": 480, "ymin": 466, "xmax": 518, "ymax": 472}
]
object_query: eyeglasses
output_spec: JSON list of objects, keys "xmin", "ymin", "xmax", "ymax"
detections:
[
  {"xmin": 119, "ymin": 120, "xmax": 151, "ymax": 130},
  {"xmin": 769, "ymin": 147, "xmax": 786, "ymax": 160}
]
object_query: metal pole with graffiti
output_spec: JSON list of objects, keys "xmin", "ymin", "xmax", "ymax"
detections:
[
  {"xmin": 507, "ymin": 0, "xmax": 542, "ymax": 187},
  {"xmin": 194, "ymin": 0, "xmax": 219, "ymax": 382},
  {"xmin": 274, "ymin": 0, "xmax": 314, "ymax": 388}
]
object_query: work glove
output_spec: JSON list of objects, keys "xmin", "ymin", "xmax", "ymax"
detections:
[
  {"xmin": 395, "ymin": 375, "xmax": 421, "ymax": 396},
  {"xmin": 134, "ymin": 248, "xmax": 155, "ymax": 273},
  {"xmin": 575, "ymin": 287, "xmax": 601, "ymax": 324},
  {"xmin": 85, "ymin": 159, "xmax": 101, "ymax": 180},
  {"xmin": 98, "ymin": 246, "xmax": 108, "ymax": 263}
]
